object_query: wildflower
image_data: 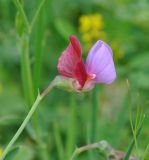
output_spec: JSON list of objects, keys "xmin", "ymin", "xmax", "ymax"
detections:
[
  {"xmin": 79, "ymin": 13, "xmax": 104, "ymax": 33},
  {"xmin": 57, "ymin": 35, "xmax": 116, "ymax": 92},
  {"xmin": 79, "ymin": 15, "xmax": 91, "ymax": 33},
  {"xmin": 79, "ymin": 13, "xmax": 106, "ymax": 51}
]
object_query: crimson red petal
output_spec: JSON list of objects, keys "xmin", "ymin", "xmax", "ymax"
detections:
[{"xmin": 57, "ymin": 35, "xmax": 87, "ymax": 88}]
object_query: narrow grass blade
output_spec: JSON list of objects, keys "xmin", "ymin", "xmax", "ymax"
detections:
[
  {"xmin": 123, "ymin": 115, "xmax": 145, "ymax": 160},
  {"xmin": 3, "ymin": 147, "xmax": 19, "ymax": 160},
  {"xmin": 90, "ymin": 86, "xmax": 98, "ymax": 143},
  {"xmin": 33, "ymin": 3, "xmax": 45, "ymax": 95},
  {"xmin": 54, "ymin": 123, "xmax": 65, "ymax": 160},
  {"xmin": 66, "ymin": 94, "xmax": 77, "ymax": 159}
]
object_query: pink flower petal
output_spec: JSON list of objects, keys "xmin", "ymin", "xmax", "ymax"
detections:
[
  {"xmin": 57, "ymin": 35, "xmax": 87, "ymax": 88},
  {"xmin": 85, "ymin": 40, "xmax": 116, "ymax": 84}
]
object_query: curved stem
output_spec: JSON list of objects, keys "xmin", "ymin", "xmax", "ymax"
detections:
[
  {"xmin": 0, "ymin": 94, "xmax": 42, "ymax": 160},
  {"xmin": 70, "ymin": 143, "xmax": 98, "ymax": 160},
  {"xmin": 0, "ymin": 81, "xmax": 55, "ymax": 160}
]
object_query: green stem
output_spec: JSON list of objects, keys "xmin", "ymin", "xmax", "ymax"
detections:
[
  {"xmin": 71, "ymin": 143, "xmax": 98, "ymax": 160},
  {"xmin": 90, "ymin": 87, "xmax": 98, "ymax": 142},
  {"xmin": 21, "ymin": 35, "xmax": 34, "ymax": 106},
  {"xmin": 54, "ymin": 123, "xmax": 65, "ymax": 160},
  {"xmin": 89, "ymin": 87, "xmax": 98, "ymax": 159},
  {"xmin": 0, "ymin": 81, "xmax": 55, "ymax": 160},
  {"xmin": 0, "ymin": 94, "xmax": 42, "ymax": 160},
  {"xmin": 66, "ymin": 94, "xmax": 77, "ymax": 159},
  {"xmin": 124, "ymin": 115, "xmax": 145, "ymax": 160},
  {"xmin": 20, "ymin": 34, "xmax": 40, "ymax": 142},
  {"xmin": 13, "ymin": 0, "xmax": 30, "ymax": 31},
  {"xmin": 33, "ymin": 4, "xmax": 45, "ymax": 95},
  {"xmin": 21, "ymin": 31, "xmax": 40, "ymax": 141},
  {"xmin": 29, "ymin": 0, "xmax": 46, "ymax": 33}
]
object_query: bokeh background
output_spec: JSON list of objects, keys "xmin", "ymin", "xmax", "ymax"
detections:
[{"xmin": 0, "ymin": 0, "xmax": 149, "ymax": 159}]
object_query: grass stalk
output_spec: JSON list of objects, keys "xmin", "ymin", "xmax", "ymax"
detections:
[
  {"xmin": 54, "ymin": 123, "xmax": 65, "ymax": 160},
  {"xmin": 13, "ymin": 0, "xmax": 30, "ymax": 31},
  {"xmin": 20, "ymin": 34, "xmax": 35, "ymax": 106},
  {"xmin": 90, "ymin": 86, "xmax": 98, "ymax": 142},
  {"xmin": 33, "ymin": 4, "xmax": 45, "ymax": 95},
  {"xmin": 29, "ymin": 0, "xmax": 46, "ymax": 33},
  {"xmin": 66, "ymin": 94, "xmax": 77, "ymax": 159},
  {"xmin": 88, "ymin": 86, "xmax": 98, "ymax": 159}
]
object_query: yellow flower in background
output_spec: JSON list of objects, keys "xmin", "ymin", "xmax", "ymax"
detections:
[
  {"xmin": 90, "ymin": 30, "xmax": 106, "ymax": 40},
  {"xmin": 79, "ymin": 13, "xmax": 106, "ymax": 51},
  {"xmin": 79, "ymin": 13, "xmax": 124, "ymax": 61},
  {"xmin": 0, "ymin": 148, "xmax": 3, "ymax": 157},
  {"xmin": 90, "ymin": 13, "xmax": 103, "ymax": 29},
  {"xmin": 79, "ymin": 13, "xmax": 104, "ymax": 33},
  {"xmin": 79, "ymin": 15, "xmax": 91, "ymax": 33},
  {"xmin": 82, "ymin": 33, "xmax": 92, "ymax": 42}
]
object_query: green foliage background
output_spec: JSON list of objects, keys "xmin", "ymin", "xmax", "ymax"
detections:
[{"xmin": 0, "ymin": 0, "xmax": 149, "ymax": 159}]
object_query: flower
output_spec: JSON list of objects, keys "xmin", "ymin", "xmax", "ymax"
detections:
[
  {"xmin": 79, "ymin": 13, "xmax": 106, "ymax": 51},
  {"xmin": 79, "ymin": 13, "xmax": 104, "ymax": 33},
  {"xmin": 57, "ymin": 35, "xmax": 116, "ymax": 91}
]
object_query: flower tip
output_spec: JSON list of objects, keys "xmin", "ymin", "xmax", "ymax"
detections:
[
  {"xmin": 69, "ymin": 34, "xmax": 76, "ymax": 40},
  {"xmin": 69, "ymin": 35, "xmax": 82, "ymax": 57},
  {"xmin": 69, "ymin": 35, "xmax": 79, "ymax": 46}
]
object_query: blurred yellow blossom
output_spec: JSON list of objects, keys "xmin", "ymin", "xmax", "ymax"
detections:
[
  {"xmin": 79, "ymin": 13, "xmax": 106, "ymax": 51},
  {"xmin": 79, "ymin": 13, "xmax": 124, "ymax": 61},
  {"xmin": 82, "ymin": 33, "xmax": 92, "ymax": 42},
  {"xmin": 91, "ymin": 13, "xmax": 103, "ymax": 29},
  {"xmin": 79, "ymin": 15, "xmax": 91, "ymax": 33},
  {"xmin": 0, "ymin": 148, "xmax": 3, "ymax": 157},
  {"xmin": 79, "ymin": 13, "xmax": 104, "ymax": 33}
]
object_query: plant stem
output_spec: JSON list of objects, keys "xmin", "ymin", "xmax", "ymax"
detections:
[
  {"xmin": 33, "ymin": 4, "xmax": 45, "ymax": 95},
  {"xmin": 13, "ymin": 0, "xmax": 30, "ymax": 31},
  {"xmin": 123, "ymin": 115, "xmax": 145, "ymax": 160},
  {"xmin": 54, "ymin": 123, "xmax": 65, "ymax": 160},
  {"xmin": 21, "ymin": 34, "xmax": 34, "ymax": 106},
  {"xmin": 21, "ymin": 34, "xmax": 40, "ymax": 143},
  {"xmin": 70, "ymin": 141, "xmax": 138, "ymax": 160},
  {"xmin": 90, "ymin": 87, "xmax": 98, "ymax": 142},
  {"xmin": 0, "ymin": 81, "xmax": 55, "ymax": 160},
  {"xmin": 71, "ymin": 143, "xmax": 98, "ymax": 160},
  {"xmin": 88, "ymin": 87, "xmax": 98, "ymax": 159},
  {"xmin": 29, "ymin": 0, "xmax": 45, "ymax": 33},
  {"xmin": 0, "ymin": 94, "xmax": 42, "ymax": 160},
  {"xmin": 66, "ymin": 94, "xmax": 77, "ymax": 159}
]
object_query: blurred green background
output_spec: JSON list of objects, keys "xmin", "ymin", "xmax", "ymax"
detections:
[{"xmin": 0, "ymin": 0, "xmax": 149, "ymax": 159}]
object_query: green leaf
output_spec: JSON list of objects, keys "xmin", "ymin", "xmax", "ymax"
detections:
[{"xmin": 4, "ymin": 147, "xmax": 19, "ymax": 160}]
